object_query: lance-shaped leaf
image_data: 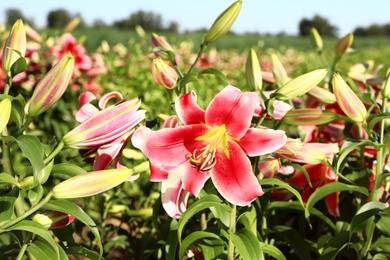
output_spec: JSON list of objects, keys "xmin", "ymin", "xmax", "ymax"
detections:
[
  {"xmin": 2, "ymin": 19, "xmax": 26, "ymax": 77},
  {"xmin": 203, "ymin": 0, "xmax": 242, "ymax": 44},
  {"xmin": 332, "ymin": 73, "xmax": 367, "ymax": 123},
  {"xmin": 0, "ymin": 98, "xmax": 12, "ymax": 132},
  {"xmin": 52, "ymin": 168, "xmax": 135, "ymax": 199},
  {"xmin": 245, "ymin": 48, "xmax": 262, "ymax": 91},
  {"xmin": 272, "ymin": 69, "xmax": 328, "ymax": 101},
  {"xmin": 28, "ymin": 53, "xmax": 75, "ymax": 117}
]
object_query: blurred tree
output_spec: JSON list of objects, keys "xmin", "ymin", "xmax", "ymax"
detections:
[
  {"xmin": 299, "ymin": 15, "xmax": 338, "ymax": 37},
  {"xmin": 47, "ymin": 9, "xmax": 72, "ymax": 29},
  {"xmin": 5, "ymin": 9, "xmax": 32, "ymax": 26},
  {"xmin": 354, "ymin": 27, "xmax": 368, "ymax": 36}
]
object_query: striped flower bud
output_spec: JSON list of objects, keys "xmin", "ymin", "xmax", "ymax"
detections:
[
  {"xmin": 204, "ymin": 0, "xmax": 242, "ymax": 44},
  {"xmin": 0, "ymin": 99, "xmax": 11, "ymax": 133},
  {"xmin": 2, "ymin": 19, "xmax": 26, "ymax": 77},
  {"xmin": 245, "ymin": 48, "xmax": 262, "ymax": 91},
  {"xmin": 152, "ymin": 58, "xmax": 178, "ymax": 89},
  {"xmin": 273, "ymin": 69, "xmax": 328, "ymax": 101},
  {"xmin": 151, "ymin": 33, "xmax": 174, "ymax": 59},
  {"xmin": 335, "ymin": 33, "xmax": 354, "ymax": 56},
  {"xmin": 283, "ymin": 108, "xmax": 337, "ymax": 125},
  {"xmin": 28, "ymin": 53, "xmax": 75, "ymax": 117},
  {"xmin": 52, "ymin": 168, "xmax": 135, "ymax": 199},
  {"xmin": 332, "ymin": 73, "xmax": 367, "ymax": 123},
  {"xmin": 307, "ymin": 86, "xmax": 336, "ymax": 104}
]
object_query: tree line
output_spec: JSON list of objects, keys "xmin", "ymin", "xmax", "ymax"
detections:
[{"xmin": 4, "ymin": 8, "xmax": 390, "ymax": 37}]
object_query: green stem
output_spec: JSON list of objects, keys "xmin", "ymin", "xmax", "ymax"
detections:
[
  {"xmin": 44, "ymin": 141, "xmax": 65, "ymax": 165},
  {"xmin": 2, "ymin": 127, "xmax": 15, "ymax": 176},
  {"xmin": 227, "ymin": 204, "xmax": 236, "ymax": 260},
  {"xmin": 0, "ymin": 191, "xmax": 53, "ymax": 230},
  {"xmin": 16, "ymin": 232, "xmax": 34, "ymax": 260},
  {"xmin": 13, "ymin": 115, "xmax": 33, "ymax": 137}
]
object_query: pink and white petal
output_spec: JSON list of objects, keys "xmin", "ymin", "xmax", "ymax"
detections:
[
  {"xmin": 76, "ymin": 92, "xmax": 99, "ymax": 123},
  {"xmin": 175, "ymin": 91, "xmax": 205, "ymax": 125},
  {"xmin": 210, "ymin": 141, "xmax": 263, "ymax": 206},
  {"xmin": 98, "ymin": 91, "xmax": 123, "ymax": 109},
  {"xmin": 182, "ymin": 164, "xmax": 210, "ymax": 197},
  {"xmin": 150, "ymin": 162, "xmax": 169, "ymax": 181},
  {"xmin": 238, "ymin": 128, "xmax": 287, "ymax": 156},
  {"xmin": 161, "ymin": 170, "xmax": 190, "ymax": 218},
  {"xmin": 93, "ymin": 136, "xmax": 127, "ymax": 171},
  {"xmin": 206, "ymin": 85, "xmax": 257, "ymax": 139},
  {"xmin": 131, "ymin": 124, "xmax": 210, "ymax": 167}
]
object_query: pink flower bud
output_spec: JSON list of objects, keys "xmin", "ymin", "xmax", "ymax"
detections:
[
  {"xmin": 151, "ymin": 33, "xmax": 174, "ymax": 59},
  {"xmin": 152, "ymin": 58, "xmax": 178, "ymax": 89},
  {"xmin": 28, "ymin": 53, "xmax": 75, "ymax": 116},
  {"xmin": 335, "ymin": 33, "xmax": 354, "ymax": 56},
  {"xmin": 2, "ymin": 19, "xmax": 26, "ymax": 77},
  {"xmin": 332, "ymin": 73, "xmax": 367, "ymax": 123},
  {"xmin": 283, "ymin": 108, "xmax": 337, "ymax": 125}
]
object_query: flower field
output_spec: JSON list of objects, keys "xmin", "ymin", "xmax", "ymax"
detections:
[{"xmin": 1, "ymin": 1, "xmax": 390, "ymax": 259}]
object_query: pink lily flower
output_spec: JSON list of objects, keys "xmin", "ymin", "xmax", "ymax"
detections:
[
  {"xmin": 63, "ymin": 91, "xmax": 146, "ymax": 171},
  {"xmin": 287, "ymin": 162, "xmax": 339, "ymax": 216},
  {"xmin": 132, "ymin": 85, "xmax": 287, "ymax": 217}
]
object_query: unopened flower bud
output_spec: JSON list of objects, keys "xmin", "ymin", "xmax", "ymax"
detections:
[
  {"xmin": 307, "ymin": 86, "xmax": 336, "ymax": 104},
  {"xmin": 0, "ymin": 99, "xmax": 11, "ymax": 133},
  {"xmin": 273, "ymin": 69, "xmax": 328, "ymax": 101},
  {"xmin": 28, "ymin": 53, "xmax": 75, "ymax": 117},
  {"xmin": 152, "ymin": 58, "xmax": 178, "ymax": 89},
  {"xmin": 382, "ymin": 68, "xmax": 390, "ymax": 99},
  {"xmin": 53, "ymin": 168, "xmax": 135, "ymax": 199},
  {"xmin": 283, "ymin": 108, "xmax": 337, "ymax": 125},
  {"xmin": 64, "ymin": 17, "xmax": 80, "ymax": 32},
  {"xmin": 332, "ymin": 73, "xmax": 367, "ymax": 123},
  {"xmin": 2, "ymin": 19, "xmax": 26, "ymax": 77},
  {"xmin": 270, "ymin": 52, "xmax": 290, "ymax": 87},
  {"xmin": 335, "ymin": 33, "xmax": 353, "ymax": 56},
  {"xmin": 204, "ymin": 0, "xmax": 242, "ymax": 44},
  {"xmin": 151, "ymin": 33, "xmax": 174, "ymax": 59},
  {"xmin": 258, "ymin": 156, "xmax": 281, "ymax": 178},
  {"xmin": 25, "ymin": 23, "xmax": 42, "ymax": 42},
  {"xmin": 245, "ymin": 48, "xmax": 262, "ymax": 91},
  {"xmin": 310, "ymin": 27, "xmax": 323, "ymax": 52}
]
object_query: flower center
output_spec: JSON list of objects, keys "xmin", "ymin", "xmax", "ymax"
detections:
[{"xmin": 189, "ymin": 144, "xmax": 217, "ymax": 172}]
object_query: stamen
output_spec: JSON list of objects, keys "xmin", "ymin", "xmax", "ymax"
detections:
[{"xmin": 189, "ymin": 145, "xmax": 217, "ymax": 172}]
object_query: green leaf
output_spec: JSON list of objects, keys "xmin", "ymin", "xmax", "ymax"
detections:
[
  {"xmin": 27, "ymin": 240, "xmax": 68, "ymax": 260},
  {"xmin": 260, "ymin": 178, "xmax": 305, "ymax": 208},
  {"xmin": 371, "ymin": 237, "xmax": 390, "ymax": 254},
  {"xmin": 41, "ymin": 200, "xmax": 103, "ymax": 257},
  {"xmin": 305, "ymin": 182, "xmax": 368, "ymax": 222},
  {"xmin": 51, "ymin": 163, "xmax": 87, "ymax": 178},
  {"xmin": 200, "ymin": 237, "xmax": 226, "ymax": 260},
  {"xmin": 272, "ymin": 225, "xmax": 311, "ymax": 260},
  {"xmin": 377, "ymin": 210, "xmax": 390, "ymax": 236},
  {"xmin": 16, "ymin": 135, "xmax": 45, "ymax": 185},
  {"xmin": 10, "ymin": 96, "xmax": 25, "ymax": 127},
  {"xmin": 178, "ymin": 231, "xmax": 224, "ymax": 259},
  {"xmin": 28, "ymin": 184, "xmax": 44, "ymax": 206},
  {"xmin": 177, "ymin": 194, "xmax": 231, "ymax": 243},
  {"xmin": 237, "ymin": 205, "xmax": 257, "ymax": 235},
  {"xmin": 0, "ymin": 173, "xmax": 20, "ymax": 187},
  {"xmin": 336, "ymin": 139, "xmax": 382, "ymax": 173},
  {"xmin": 368, "ymin": 112, "xmax": 390, "ymax": 130},
  {"xmin": 10, "ymin": 54, "xmax": 27, "ymax": 78},
  {"xmin": 1, "ymin": 220, "xmax": 59, "ymax": 257},
  {"xmin": 166, "ymin": 219, "xmax": 179, "ymax": 260},
  {"xmin": 179, "ymin": 71, "xmax": 199, "ymax": 89},
  {"xmin": 198, "ymin": 68, "xmax": 229, "ymax": 85},
  {"xmin": 231, "ymin": 228, "xmax": 263, "ymax": 260},
  {"xmin": 0, "ymin": 188, "xmax": 18, "ymax": 224},
  {"xmin": 65, "ymin": 246, "xmax": 105, "ymax": 260},
  {"xmin": 350, "ymin": 201, "xmax": 387, "ymax": 239},
  {"xmin": 268, "ymin": 201, "xmax": 335, "ymax": 230},
  {"xmin": 261, "ymin": 243, "xmax": 286, "ymax": 260},
  {"xmin": 320, "ymin": 231, "xmax": 360, "ymax": 260}
]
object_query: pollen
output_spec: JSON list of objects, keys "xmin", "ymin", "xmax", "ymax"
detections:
[{"xmin": 189, "ymin": 144, "xmax": 217, "ymax": 172}]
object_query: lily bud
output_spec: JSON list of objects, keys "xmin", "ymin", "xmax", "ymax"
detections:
[
  {"xmin": 0, "ymin": 99, "xmax": 11, "ymax": 133},
  {"xmin": 151, "ymin": 33, "xmax": 174, "ymax": 59},
  {"xmin": 335, "ymin": 33, "xmax": 353, "ymax": 56},
  {"xmin": 272, "ymin": 69, "xmax": 328, "ymax": 101},
  {"xmin": 310, "ymin": 27, "xmax": 323, "ymax": 52},
  {"xmin": 258, "ymin": 156, "xmax": 281, "ymax": 178},
  {"xmin": 53, "ymin": 168, "xmax": 135, "ymax": 199},
  {"xmin": 382, "ymin": 68, "xmax": 390, "ymax": 99},
  {"xmin": 283, "ymin": 108, "xmax": 337, "ymax": 125},
  {"xmin": 270, "ymin": 52, "xmax": 290, "ymax": 87},
  {"xmin": 152, "ymin": 58, "xmax": 178, "ymax": 89},
  {"xmin": 2, "ymin": 19, "xmax": 26, "ymax": 77},
  {"xmin": 25, "ymin": 23, "xmax": 42, "ymax": 42},
  {"xmin": 28, "ymin": 53, "xmax": 75, "ymax": 117},
  {"xmin": 203, "ymin": 0, "xmax": 242, "ymax": 44},
  {"xmin": 245, "ymin": 48, "xmax": 262, "ymax": 91},
  {"xmin": 64, "ymin": 17, "xmax": 80, "ymax": 32},
  {"xmin": 307, "ymin": 86, "xmax": 336, "ymax": 104},
  {"xmin": 32, "ymin": 211, "xmax": 76, "ymax": 230},
  {"xmin": 332, "ymin": 73, "xmax": 367, "ymax": 123}
]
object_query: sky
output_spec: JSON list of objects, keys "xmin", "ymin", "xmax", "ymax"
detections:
[{"xmin": 1, "ymin": 0, "xmax": 390, "ymax": 36}]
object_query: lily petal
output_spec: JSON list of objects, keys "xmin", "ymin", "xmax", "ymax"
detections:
[
  {"xmin": 325, "ymin": 191, "xmax": 340, "ymax": 217},
  {"xmin": 206, "ymin": 85, "xmax": 257, "ymax": 139},
  {"xmin": 76, "ymin": 92, "xmax": 99, "ymax": 122},
  {"xmin": 211, "ymin": 140, "xmax": 263, "ymax": 205},
  {"xmin": 131, "ymin": 125, "xmax": 210, "ymax": 167},
  {"xmin": 182, "ymin": 163, "xmax": 210, "ymax": 197},
  {"xmin": 161, "ymin": 170, "xmax": 190, "ymax": 218},
  {"xmin": 238, "ymin": 128, "xmax": 287, "ymax": 156},
  {"xmin": 175, "ymin": 91, "xmax": 205, "ymax": 125}
]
